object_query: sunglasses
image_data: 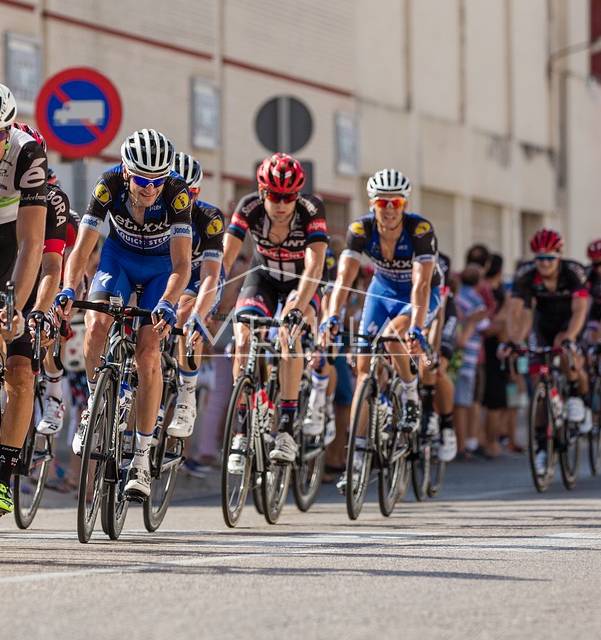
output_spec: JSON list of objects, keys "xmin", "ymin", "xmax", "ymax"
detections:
[
  {"xmin": 372, "ymin": 197, "xmax": 406, "ymax": 209},
  {"xmin": 130, "ymin": 173, "xmax": 167, "ymax": 189},
  {"xmin": 535, "ymin": 254, "xmax": 559, "ymax": 262},
  {"xmin": 263, "ymin": 190, "xmax": 299, "ymax": 204}
]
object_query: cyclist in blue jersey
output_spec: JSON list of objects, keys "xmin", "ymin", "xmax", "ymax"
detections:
[
  {"xmin": 326, "ymin": 169, "xmax": 441, "ymax": 488},
  {"xmin": 168, "ymin": 152, "xmax": 225, "ymax": 438},
  {"xmin": 57, "ymin": 129, "xmax": 192, "ymax": 498}
]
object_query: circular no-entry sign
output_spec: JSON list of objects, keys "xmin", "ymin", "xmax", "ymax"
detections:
[{"xmin": 35, "ymin": 67, "xmax": 122, "ymax": 158}]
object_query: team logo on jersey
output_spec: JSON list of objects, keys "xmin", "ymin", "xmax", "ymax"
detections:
[
  {"xmin": 93, "ymin": 182, "xmax": 111, "ymax": 205},
  {"xmin": 206, "ymin": 217, "xmax": 224, "ymax": 237},
  {"xmin": 172, "ymin": 190, "xmax": 190, "ymax": 212},
  {"xmin": 307, "ymin": 219, "xmax": 327, "ymax": 234},
  {"xmin": 350, "ymin": 221, "xmax": 365, "ymax": 237},
  {"xmin": 326, "ymin": 256, "xmax": 336, "ymax": 269},
  {"xmin": 415, "ymin": 221, "xmax": 431, "ymax": 237}
]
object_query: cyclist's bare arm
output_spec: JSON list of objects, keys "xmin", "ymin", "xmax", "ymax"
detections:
[
  {"xmin": 291, "ymin": 241, "xmax": 327, "ymax": 314},
  {"xmin": 192, "ymin": 259, "xmax": 221, "ymax": 320},
  {"xmin": 33, "ymin": 252, "xmax": 62, "ymax": 313},
  {"xmin": 13, "ymin": 205, "xmax": 46, "ymax": 310},
  {"xmin": 63, "ymin": 225, "xmax": 100, "ymax": 294},
  {"xmin": 223, "ymin": 234, "xmax": 243, "ymax": 276},
  {"xmin": 162, "ymin": 235, "xmax": 192, "ymax": 305},
  {"xmin": 328, "ymin": 253, "xmax": 360, "ymax": 318},
  {"xmin": 564, "ymin": 295, "xmax": 588, "ymax": 341},
  {"xmin": 410, "ymin": 259, "xmax": 434, "ymax": 329}
]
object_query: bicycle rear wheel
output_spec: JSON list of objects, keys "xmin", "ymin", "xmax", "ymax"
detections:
[
  {"xmin": 559, "ymin": 420, "xmax": 580, "ymax": 490},
  {"xmin": 427, "ymin": 450, "xmax": 446, "ymax": 498},
  {"xmin": 411, "ymin": 430, "xmax": 431, "ymax": 502},
  {"xmin": 346, "ymin": 377, "xmax": 375, "ymax": 520},
  {"xmin": 292, "ymin": 373, "xmax": 325, "ymax": 512},
  {"xmin": 261, "ymin": 457, "xmax": 291, "ymax": 525},
  {"xmin": 251, "ymin": 471, "xmax": 264, "ymax": 514},
  {"xmin": 77, "ymin": 368, "xmax": 115, "ymax": 543},
  {"xmin": 528, "ymin": 382, "xmax": 555, "ymax": 493},
  {"xmin": 378, "ymin": 383, "xmax": 407, "ymax": 516},
  {"xmin": 143, "ymin": 385, "xmax": 180, "ymax": 532},
  {"xmin": 221, "ymin": 376, "xmax": 254, "ymax": 527},
  {"xmin": 588, "ymin": 377, "xmax": 601, "ymax": 475}
]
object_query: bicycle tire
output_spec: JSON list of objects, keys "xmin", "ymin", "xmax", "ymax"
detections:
[
  {"xmin": 346, "ymin": 376, "xmax": 375, "ymax": 520},
  {"xmin": 427, "ymin": 454, "xmax": 446, "ymax": 498},
  {"xmin": 528, "ymin": 382, "xmax": 555, "ymax": 493},
  {"xmin": 588, "ymin": 377, "xmax": 601, "ymax": 475},
  {"xmin": 559, "ymin": 420, "xmax": 580, "ymax": 490},
  {"xmin": 261, "ymin": 458, "xmax": 291, "ymax": 525},
  {"xmin": 251, "ymin": 471, "xmax": 265, "ymax": 514},
  {"xmin": 14, "ymin": 385, "xmax": 49, "ymax": 529},
  {"xmin": 143, "ymin": 385, "xmax": 180, "ymax": 532},
  {"xmin": 221, "ymin": 376, "xmax": 254, "ymax": 527},
  {"xmin": 378, "ymin": 383, "xmax": 407, "ymax": 516},
  {"xmin": 411, "ymin": 429, "xmax": 431, "ymax": 502},
  {"xmin": 292, "ymin": 373, "xmax": 326, "ymax": 512},
  {"xmin": 77, "ymin": 367, "xmax": 115, "ymax": 543}
]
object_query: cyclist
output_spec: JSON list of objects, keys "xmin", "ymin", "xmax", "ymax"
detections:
[
  {"xmin": 168, "ymin": 152, "xmax": 225, "ymax": 438},
  {"xmin": 585, "ymin": 239, "xmax": 601, "ymax": 344},
  {"xmin": 325, "ymin": 169, "xmax": 441, "ymax": 487},
  {"xmin": 0, "ymin": 121, "xmax": 65, "ymax": 516},
  {"xmin": 56, "ymin": 129, "xmax": 192, "ymax": 498},
  {"xmin": 505, "ymin": 229, "xmax": 589, "ymax": 474},
  {"xmin": 223, "ymin": 152, "xmax": 328, "ymax": 464}
]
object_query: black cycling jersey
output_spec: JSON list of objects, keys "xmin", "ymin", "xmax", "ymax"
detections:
[
  {"xmin": 342, "ymin": 212, "xmax": 441, "ymax": 288},
  {"xmin": 227, "ymin": 192, "xmax": 328, "ymax": 283},
  {"xmin": 587, "ymin": 266, "xmax": 601, "ymax": 322},
  {"xmin": 81, "ymin": 164, "xmax": 192, "ymax": 255},
  {"xmin": 191, "ymin": 199, "xmax": 224, "ymax": 268},
  {"xmin": 512, "ymin": 259, "xmax": 588, "ymax": 339}
]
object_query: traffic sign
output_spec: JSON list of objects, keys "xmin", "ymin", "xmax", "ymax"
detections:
[{"xmin": 35, "ymin": 67, "xmax": 122, "ymax": 158}]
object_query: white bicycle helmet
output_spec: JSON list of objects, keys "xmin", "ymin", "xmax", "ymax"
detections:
[
  {"xmin": 120, "ymin": 128, "xmax": 174, "ymax": 176},
  {"xmin": 366, "ymin": 169, "xmax": 412, "ymax": 199},
  {"xmin": 0, "ymin": 84, "xmax": 17, "ymax": 128},
  {"xmin": 172, "ymin": 152, "xmax": 203, "ymax": 190}
]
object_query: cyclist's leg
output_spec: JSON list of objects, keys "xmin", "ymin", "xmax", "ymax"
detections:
[{"xmin": 36, "ymin": 339, "xmax": 66, "ymax": 435}]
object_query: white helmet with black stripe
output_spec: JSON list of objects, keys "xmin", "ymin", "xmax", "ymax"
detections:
[
  {"xmin": 121, "ymin": 128, "xmax": 174, "ymax": 176},
  {"xmin": 172, "ymin": 152, "xmax": 203, "ymax": 190},
  {"xmin": 0, "ymin": 83, "xmax": 17, "ymax": 128},
  {"xmin": 366, "ymin": 168, "xmax": 411, "ymax": 199}
]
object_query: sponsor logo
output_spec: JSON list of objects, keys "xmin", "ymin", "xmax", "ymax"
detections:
[
  {"xmin": 307, "ymin": 219, "xmax": 327, "ymax": 233},
  {"xmin": 230, "ymin": 212, "xmax": 249, "ymax": 230},
  {"xmin": 206, "ymin": 217, "xmax": 224, "ymax": 237},
  {"xmin": 93, "ymin": 182, "xmax": 111, "ymax": 206},
  {"xmin": 257, "ymin": 245, "xmax": 305, "ymax": 261},
  {"xmin": 350, "ymin": 221, "xmax": 365, "ymax": 237},
  {"xmin": 172, "ymin": 190, "xmax": 190, "ymax": 212},
  {"xmin": 97, "ymin": 272, "xmax": 112, "ymax": 288},
  {"xmin": 81, "ymin": 214, "xmax": 100, "ymax": 228},
  {"xmin": 415, "ymin": 221, "xmax": 431, "ymax": 237},
  {"xmin": 172, "ymin": 225, "xmax": 192, "ymax": 237},
  {"xmin": 19, "ymin": 157, "xmax": 46, "ymax": 189},
  {"xmin": 113, "ymin": 213, "xmax": 170, "ymax": 234}
]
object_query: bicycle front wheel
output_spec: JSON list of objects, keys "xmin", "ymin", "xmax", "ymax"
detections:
[
  {"xmin": 559, "ymin": 419, "xmax": 580, "ymax": 490},
  {"xmin": 77, "ymin": 367, "xmax": 115, "ymax": 543},
  {"xmin": 221, "ymin": 376, "xmax": 254, "ymax": 527},
  {"xmin": 588, "ymin": 376, "xmax": 601, "ymax": 475},
  {"xmin": 528, "ymin": 382, "xmax": 555, "ymax": 493},
  {"xmin": 346, "ymin": 377, "xmax": 375, "ymax": 520}
]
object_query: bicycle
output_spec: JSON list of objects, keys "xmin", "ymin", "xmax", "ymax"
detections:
[
  {"xmin": 343, "ymin": 333, "xmax": 412, "ymax": 520},
  {"xmin": 507, "ymin": 344, "xmax": 579, "ymax": 492},
  {"xmin": 586, "ymin": 344, "xmax": 601, "ymax": 475},
  {"xmin": 221, "ymin": 314, "xmax": 293, "ymax": 527},
  {"xmin": 12, "ymin": 317, "xmax": 54, "ymax": 528},
  {"xmin": 291, "ymin": 331, "xmax": 327, "ymax": 512}
]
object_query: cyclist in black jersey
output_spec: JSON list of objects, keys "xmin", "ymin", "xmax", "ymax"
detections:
[
  {"xmin": 167, "ymin": 152, "xmax": 225, "ymax": 439},
  {"xmin": 223, "ymin": 153, "xmax": 328, "ymax": 464},
  {"xmin": 585, "ymin": 239, "xmax": 601, "ymax": 343},
  {"xmin": 57, "ymin": 129, "xmax": 192, "ymax": 498},
  {"xmin": 0, "ymin": 122, "xmax": 67, "ymax": 516},
  {"xmin": 506, "ymin": 228, "xmax": 590, "ymax": 474}
]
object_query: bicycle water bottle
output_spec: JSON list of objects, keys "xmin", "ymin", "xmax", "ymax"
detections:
[
  {"xmin": 153, "ymin": 405, "xmax": 165, "ymax": 446},
  {"xmin": 550, "ymin": 387, "xmax": 563, "ymax": 423},
  {"xmin": 118, "ymin": 380, "xmax": 133, "ymax": 431},
  {"xmin": 256, "ymin": 388, "xmax": 270, "ymax": 430}
]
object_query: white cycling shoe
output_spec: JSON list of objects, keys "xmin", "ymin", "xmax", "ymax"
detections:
[
  {"xmin": 124, "ymin": 466, "xmax": 151, "ymax": 498},
  {"xmin": 36, "ymin": 396, "xmax": 66, "ymax": 435},
  {"xmin": 567, "ymin": 396, "xmax": 585, "ymax": 423},
  {"xmin": 438, "ymin": 428, "xmax": 458, "ymax": 462},
  {"xmin": 535, "ymin": 450, "xmax": 547, "ymax": 476},
  {"xmin": 580, "ymin": 408, "xmax": 593, "ymax": 435},
  {"xmin": 303, "ymin": 403, "xmax": 326, "ymax": 437},
  {"xmin": 227, "ymin": 434, "xmax": 248, "ymax": 474},
  {"xmin": 269, "ymin": 432, "xmax": 298, "ymax": 463},
  {"xmin": 167, "ymin": 398, "xmax": 197, "ymax": 438}
]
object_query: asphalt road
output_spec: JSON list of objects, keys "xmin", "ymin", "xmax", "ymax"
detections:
[{"xmin": 2, "ymin": 452, "xmax": 601, "ymax": 640}]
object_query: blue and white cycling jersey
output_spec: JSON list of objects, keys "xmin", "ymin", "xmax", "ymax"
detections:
[
  {"xmin": 342, "ymin": 211, "xmax": 441, "ymax": 335},
  {"xmin": 81, "ymin": 164, "xmax": 192, "ymax": 256}
]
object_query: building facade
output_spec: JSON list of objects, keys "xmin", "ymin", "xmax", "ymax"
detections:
[{"xmin": 1, "ymin": 0, "xmax": 600, "ymax": 267}]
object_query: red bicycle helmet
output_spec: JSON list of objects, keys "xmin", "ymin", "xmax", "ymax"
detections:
[
  {"xmin": 530, "ymin": 228, "xmax": 563, "ymax": 254},
  {"xmin": 587, "ymin": 239, "xmax": 601, "ymax": 261},
  {"xmin": 13, "ymin": 121, "xmax": 47, "ymax": 152},
  {"xmin": 256, "ymin": 153, "xmax": 305, "ymax": 194}
]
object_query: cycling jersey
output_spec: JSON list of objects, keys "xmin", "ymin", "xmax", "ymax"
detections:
[
  {"xmin": 512, "ymin": 259, "xmax": 588, "ymax": 341},
  {"xmin": 0, "ymin": 127, "xmax": 47, "ymax": 226},
  {"xmin": 191, "ymin": 199, "xmax": 224, "ymax": 270},
  {"xmin": 342, "ymin": 212, "xmax": 441, "ymax": 289},
  {"xmin": 81, "ymin": 164, "xmax": 192, "ymax": 255},
  {"xmin": 227, "ymin": 192, "xmax": 328, "ymax": 283},
  {"xmin": 587, "ymin": 266, "xmax": 601, "ymax": 322},
  {"xmin": 66, "ymin": 210, "xmax": 80, "ymax": 251}
]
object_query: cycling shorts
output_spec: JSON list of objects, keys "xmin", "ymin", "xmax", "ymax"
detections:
[
  {"xmin": 89, "ymin": 238, "xmax": 171, "ymax": 311},
  {"xmin": 235, "ymin": 268, "xmax": 322, "ymax": 319},
  {"xmin": 358, "ymin": 274, "xmax": 441, "ymax": 338}
]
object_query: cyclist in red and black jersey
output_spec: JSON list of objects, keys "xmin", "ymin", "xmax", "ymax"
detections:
[
  {"xmin": 585, "ymin": 239, "xmax": 601, "ymax": 343},
  {"xmin": 223, "ymin": 153, "xmax": 328, "ymax": 464},
  {"xmin": 506, "ymin": 229, "xmax": 589, "ymax": 472}
]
